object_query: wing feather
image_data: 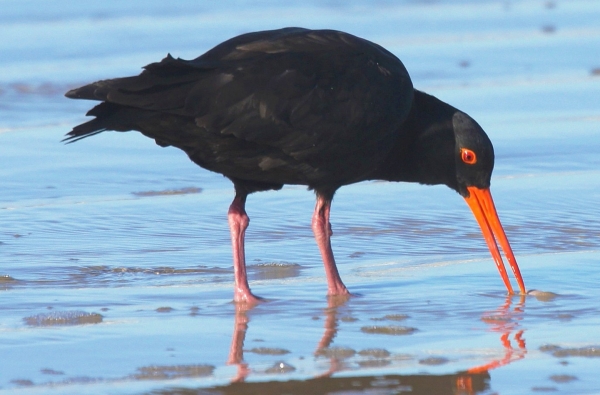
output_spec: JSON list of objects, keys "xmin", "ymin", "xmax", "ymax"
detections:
[{"xmin": 65, "ymin": 28, "xmax": 414, "ymax": 187}]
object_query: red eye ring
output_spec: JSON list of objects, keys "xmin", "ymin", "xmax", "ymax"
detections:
[{"xmin": 461, "ymin": 148, "xmax": 477, "ymax": 165}]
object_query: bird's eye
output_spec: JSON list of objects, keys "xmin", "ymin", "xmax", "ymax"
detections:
[{"xmin": 460, "ymin": 148, "xmax": 477, "ymax": 165}]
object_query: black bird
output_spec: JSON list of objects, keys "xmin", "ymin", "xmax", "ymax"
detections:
[{"xmin": 65, "ymin": 28, "xmax": 526, "ymax": 303}]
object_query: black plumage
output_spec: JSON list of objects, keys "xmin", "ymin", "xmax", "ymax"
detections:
[{"xmin": 65, "ymin": 28, "xmax": 525, "ymax": 303}]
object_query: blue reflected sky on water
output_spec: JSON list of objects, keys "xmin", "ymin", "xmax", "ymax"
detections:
[{"xmin": 1, "ymin": 1, "xmax": 600, "ymax": 394}]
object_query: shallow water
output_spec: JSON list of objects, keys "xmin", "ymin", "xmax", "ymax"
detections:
[{"xmin": 2, "ymin": 1, "xmax": 600, "ymax": 394}]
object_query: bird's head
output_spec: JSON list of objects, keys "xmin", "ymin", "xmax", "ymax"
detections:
[
  {"xmin": 452, "ymin": 111, "xmax": 494, "ymax": 198},
  {"xmin": 451, "ymin": 111, "xmax": 525, "ymax": 295},
  {"xmin": 370, "ymin": 90, "xmax": 525, "ymax": 295}
]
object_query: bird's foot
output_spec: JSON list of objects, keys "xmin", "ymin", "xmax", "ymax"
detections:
[
  {"xmin": 234, "ymin": 288, "xmax": 266, "ymax": 306},
  {"xmin": 326, "ymin": 283, "xmax": 352, "ymax": 297}
]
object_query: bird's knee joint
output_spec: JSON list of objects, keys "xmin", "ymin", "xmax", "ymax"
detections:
[{"xmin": 228, "ymin": 211, "xmax": 249, "ymax": 230}]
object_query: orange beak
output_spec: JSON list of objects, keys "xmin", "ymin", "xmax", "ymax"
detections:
[{"xmin": 464, "ymin": 186, "xmax": 526, "ymax": 295}]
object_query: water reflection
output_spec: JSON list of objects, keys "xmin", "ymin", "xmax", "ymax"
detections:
[
  {"xmin": 227, "ymin": 303, "xmax": 251, "ymax": 383},
  {"xmin": 151, "ymin": 372, "xmax": 491, "ymax": 395},
  {"xmin": 4, "ymin": 284, "xmax": 538, "ymax": 392},
  {"xmin": 314, "ymin": 295, "xmax": 351, "ymax": 378},
  {"xmin": 215, "ymin": 295, "xmax": 528, "ymax": 395},
  {"xmin": 468, "ymin": 295, "xmax": 527, "ymax": 373}
]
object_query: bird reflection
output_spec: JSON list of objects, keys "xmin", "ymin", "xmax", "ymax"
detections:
[
  {"xmin": 314, "ymin": 295, "xmax": 351, "ymax": 378},
  {"xmin": 468, "ymin": 294, "xmax": 527, "ymax": 374},
  {"xmin": 316, "ymin": 296, "xmax": 348, "ymax": 350},
  {"xmin": 226, "ymin": 303, "xmax": 251, "ymax": 382},
  {"xmin": 453, "ymin": 294, "xmax": 527, "ymax": 394},
  {"xmin": 223, "ymin": 295, "xmax": 528, "ymax": 394}
]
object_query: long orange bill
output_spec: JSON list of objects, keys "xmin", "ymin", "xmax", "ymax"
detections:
[{"xmin": 464, "ymin": 186, "xmax": 526, "ymax": 295}]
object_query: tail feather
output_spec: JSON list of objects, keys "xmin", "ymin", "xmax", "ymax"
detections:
[
  {"xmin": 65, "ymin": 76, "xmax": 140, "ymax": 102},
  {"xmin": 65, "ymin": 55, "xmax": 206, "ymax": 103},
  {"xmin": 64, "ymin": 54, "xmax": 212, "ymax": 143},
  {"xmin": 63, "ymin": 102, "xmax": 156, "ymax": 143},
  {"xmin": 65, "ymin": 83, "xmax": 99, "ymax": 100},
  {"xmin": 62, "ymin": 129, "xmax": 106, "ymax": 144}
]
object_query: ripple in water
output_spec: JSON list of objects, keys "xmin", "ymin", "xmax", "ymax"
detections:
[
  {"xmin": 131, "ymin": 364, "xmax": 214, "ymax": 380},
  {"xmin": 131, "ymin": 187, "xmax": 202, "ymax": 197},
  {"xmin": 24, "ymin": 311, "xmax": 103, "ymax": 326},
  {"xmin": 247, "ymin": 347, "xmax": 291, "ymax": 355},
  {"xmin": 249, "ymin": 262, "xmax": 302, "ymax": 280},
  {"xmin": 540, "ymin": 344, "xmax": 600, "ymax": 358},
  {"xmin": 360, "ymin": 326, "xmax": 417, "ymax": 336}
]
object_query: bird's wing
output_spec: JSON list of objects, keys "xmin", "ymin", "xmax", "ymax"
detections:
[
  {"xmin": 192, "ymin": 29, "xmax": 414, "ymax": 164},
  {"xmin": 66, "ymin": 29, "xmax": 413, "ymax": 177}
]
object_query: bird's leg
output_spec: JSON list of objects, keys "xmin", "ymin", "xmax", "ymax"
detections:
[
  {"xmin": 312, "ymin": 194, "xmax": 350, "ymax": 296},
  {"xmin": 228, "ymin": 193, "xmax": 263, "ymax": 304}
]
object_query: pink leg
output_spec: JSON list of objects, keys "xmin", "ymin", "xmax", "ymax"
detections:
[
  {"xmin": 312, "ymin": 194, "xmax": 350, "ymax": 296},
  {"xmin": 228, "ymin": 194, "xmax": 263, "ymax": 304}
]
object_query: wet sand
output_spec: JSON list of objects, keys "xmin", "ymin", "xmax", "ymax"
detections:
[{"xmin": 2, "ymin": 1, "xmax": 600, "ymax": 394}]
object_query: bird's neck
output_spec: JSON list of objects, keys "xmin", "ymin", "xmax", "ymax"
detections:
[{"xmin": 373, "ymin": 90, "xmax": 459, "ymax": 190}]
